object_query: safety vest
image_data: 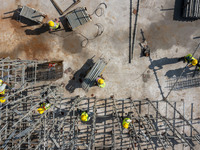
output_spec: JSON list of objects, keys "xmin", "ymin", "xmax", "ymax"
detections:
[
  {"xmin": 41, "ymin": 103, "xmax": 51, "ymax": 110},
  {"xmin": 0, "ymin": 83, "xmax": 6, "ymax": 94},
  {"xmin": 81, "ymin": 112, "xmax": 89, "ymax": 121},
  {"xmin": 50, "ymin": 21, "xmax": 60, "ymax": 30},
  {"xmin": 98, "ymin": 82, "xmax": 106, "ymax": 88},
  {"xmin": 122, "ymin": 118, "xmax": 131, "ymax": 126},
  {"xmin": 185, "ymin": 54, "xmax": 194, "ymax": 63},
  {"xmin": 0, "ymin": 89, "xmax": 5, "ymax": 95}
]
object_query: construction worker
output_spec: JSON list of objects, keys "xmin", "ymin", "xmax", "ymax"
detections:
[
  {"xmin": 37, "ymin": 100, "xmax": 51, "ymax": 114},
  {"xmin": 48, "ymin": 19, "xmax": 60, "ymax": 32},
  {"xmin": 80, "ymin": 111, "xmax": 91, "ymax": 122},
  {"xmin": 122, "ymin": 118, "xmax": 132, "ymax": 129},
  {"xmin": 179, "ymin": 54, "xmax": 198, "ymax": 67},
  {"xmin": 96, "ymin": 76, "xmax": 105, "ymax": 88},
  {"xmin": 77, "ymin": 109, "xmax": 91, "ymax": 122},
  {"xmin": 0, "ymin": 79, "xmax": 9, "ymax": 103}
]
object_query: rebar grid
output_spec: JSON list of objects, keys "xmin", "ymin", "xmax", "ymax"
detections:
[
  {"xmin": 1, "ymin": 96, "xmax": 200, "ymax": 149},
  {"xmin": 0, "ymin": 58, "xmax": 199, "ymax": 150},
  {"xmin": 57, "ymin": 98, "xmax": 200, "ymax": 150},
  {"xmin": 166, "ymin": 72, "xmax": 200, "ymax": 91}
]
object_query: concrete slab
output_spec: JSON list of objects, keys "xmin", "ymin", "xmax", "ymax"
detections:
[{"xmin": 0, "ymin": 0, "xmax": 200, "ymax": 148}]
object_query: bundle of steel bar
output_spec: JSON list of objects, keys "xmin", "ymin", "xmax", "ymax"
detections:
[
  {"xmin": 0, "ymin": 58, "xmax": 199, "ymax": 149},
  {"xmin": 182, "ymin": 0, "xmax": 200, "ymax": 19},
  {"xmin": 81, "ymin": 58, "xmax": 107, "ymax": 91}
]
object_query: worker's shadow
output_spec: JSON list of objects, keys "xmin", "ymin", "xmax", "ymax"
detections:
[
  {"xmin": 25, "ymin": 24, "xmax": 49, "ymax": 35},
  {"xmin": 65, "ymin": 58, "xmax": 95, "ymax": 93},
  {"xmin": 149, "ymin": 57, "xmax": 182, "ymax": 99},
  {"xmin": 149, "ymin": 57, "xmax": 180, "ymax": 71},
  {"xmin": 165, "ymin": 67, "xmax": 195, "ymax": 78},
  {"xmin": 96, "ymin": 115, "xmax": 113, "ymax": 123},
  {"xmin": 81, "ymin": 115, "xmax": 113, "ymax": 125}
]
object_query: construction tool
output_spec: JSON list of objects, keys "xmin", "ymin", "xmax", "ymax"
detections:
[
  {"xmin": 140, "ymin": 29, "xmax": 145, "ymax": 41},
  {"xmin": 129, "ymin": 0, "xmax": 140, "ymax": 63},
  {"xmin": 139, "ymin": 29, "xmax": 150, "ymax": 57}
]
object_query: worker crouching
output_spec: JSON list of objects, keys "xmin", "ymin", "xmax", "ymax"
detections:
[
  {"xmin": 179, "ymin": 54, "xmax": 198, "ymax": 67},
  {"xmin": 48, "ymin": 19, "xmax": 60, "ymax": 32},
  {"xmin": 81, "ymin": 111, "xmax": 91, "ymax": 122},
  {"xmin": 122, "ymin": 118, "xmax": 132, "ymax": 129},
  {"xmin": 96, "ymin": 76, "xmax": 106, "ymax": 88},
  {"xmin": 37, "ymin": 101, "xmax": 51, "ymax": 114},
  {"xmin": 77, "ymin": 109, "xmax": 91, "ymax": 122}
]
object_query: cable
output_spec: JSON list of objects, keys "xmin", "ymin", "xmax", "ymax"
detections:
[
  {"xmin": 90, "ymin": 3, "xmax": 107, "ymax": 17},
  {"xmin": 78, "ymin": 23, "xmax": 104, "ymax": 47},
  {"xmin": 51, "ymin": 23, "xmax": 104, "ymax": 48},
  {"xmin": 77, "ymin": 2, "xmax": 107, "ymax": 47}
]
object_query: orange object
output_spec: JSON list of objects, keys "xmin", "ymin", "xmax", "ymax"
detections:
[{"xmin": 48, "ymin": 63, "xmax": 56, "ymax": 68}]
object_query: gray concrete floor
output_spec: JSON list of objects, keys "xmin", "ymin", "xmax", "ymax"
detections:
[{"xmin": 0, "ymin": 0, "xmax": 200, "ymax": 148}]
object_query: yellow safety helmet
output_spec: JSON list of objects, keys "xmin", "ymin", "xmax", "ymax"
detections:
[
  {"xmin": 48, "ymin": 21, "xmax": 54, "ymax": 27},
  {"xmin": 37, "ymin": 108, "xmax": 44, "ymax": 114},
  {"xmin": 123, "ymin": 123, "xmax": 129, "ymax": 129},
  {"xmin": 81, "ymin": 115, "xmax": 87, "ymax": 121},
  {"xmin": 192, "ymin": 59, "xmax": 198, "ymax": 66},
  {"xmin": 0, "ymin": 97, "xmax": 6, "ymax": 103},
  {"xmin": 0, "ymin": 79, "xmax": 3, "ymax": 86},
  {"xmin": 98, "ymin": 79, "xmax": 104, "ymax": 84}
]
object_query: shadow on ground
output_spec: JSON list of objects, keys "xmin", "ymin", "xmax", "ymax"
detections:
[
  {"xmin": 144, "ymin": 0, "xmax": 200, "ymax": 52},
  {"xmin": 59, "ymin": 16, "xmax": 73, "ymax": 32},
  {"xmin": 165, "ymin": 67, "xmax": 194, "ymax": 78},
  {"xmin": 149, "ymin": 57, "xmax": 180, "ymax": 71},
  {"xmin": 65, "ymin": 58, "xmax": 95, "ymax": 93},
  {"xmin": 25, "ymin": 23, "xmax": 49, "ymax": 35},
  {"xmin": 148, "ymin": 57, "xmax": 180, "ymax": 99}
]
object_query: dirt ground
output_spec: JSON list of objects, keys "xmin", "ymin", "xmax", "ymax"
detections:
[{"xmin": 0, "ymin": 0, "xmax": 200, "ymax": 147}]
